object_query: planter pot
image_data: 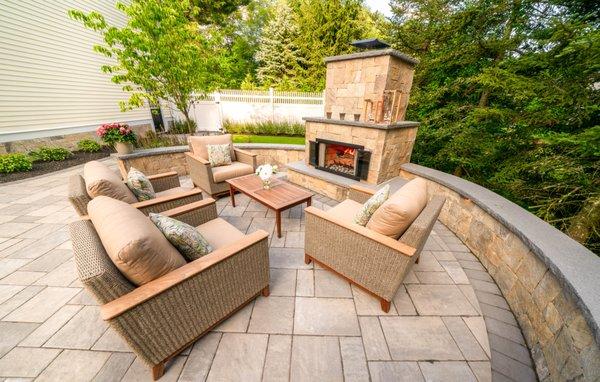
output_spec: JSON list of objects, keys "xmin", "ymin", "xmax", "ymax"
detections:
[{"xmin": 115, "ymin": 142, "xmax": 134, "ymax": 155}]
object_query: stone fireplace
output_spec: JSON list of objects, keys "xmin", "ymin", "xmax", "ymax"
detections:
[{"xmin": 287, "ymin": 40, "xmax": 420, "ymax": 200}]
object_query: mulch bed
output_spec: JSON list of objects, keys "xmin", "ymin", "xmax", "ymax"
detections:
[{"xmin": 0, "ymin": 148, "xmax": 113, "ymax": 183}]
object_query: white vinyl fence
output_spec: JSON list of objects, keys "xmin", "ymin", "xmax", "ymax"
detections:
[{"xmin": 165, "ymin": 89, "xmax": 324, "ymax": 132}]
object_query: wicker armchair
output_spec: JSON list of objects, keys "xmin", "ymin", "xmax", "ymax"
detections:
[
  {"xmin": 304, "ymin": 184, "xmax": 445, "ymax": 312},
  {"xmin": 185, "ymin": 134, "xmax": 257, "ymax": 197},
  {"xmin": 69, "ymin": 168, "xmax": 203, "ymax": 216},
  {"xmin": 69, "ymin": 198, "xmax": 270, "ymax": 380}
]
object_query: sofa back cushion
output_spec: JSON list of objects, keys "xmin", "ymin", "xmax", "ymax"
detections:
[
  {"xmin": 188, "ymin": 134, "xmax": 236, "ymax": 162},
  {"xmin": 366, "ymin": 178, "xmax": 428, "ymax": 239},
  {"xmin": 84, "ymin": 161, "xmax": 137, "ymax": 203},
  {"xmin": 88, "ymin": 196, "xmax": 186, "ymax": 285}
]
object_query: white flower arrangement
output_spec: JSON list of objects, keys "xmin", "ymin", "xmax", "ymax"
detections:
[
  {"xmin": 256, "ymin": 164, "xmax": 278, "ymax": 189},
  {"xmin": 256, "ymin": 164, "xmax": 278, "ymax": 181}
]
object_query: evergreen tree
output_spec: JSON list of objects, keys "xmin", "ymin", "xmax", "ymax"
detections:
[
  {"xmin": 387, "ymin": 0, "xmax": 600, "ymax": 252},
  {"xmin": 255, "ymin": 1, "xmax": 305, "ymax": 90},
  {"xmin": 290, "ymin": 0, "xmax": 376, "ymax": 90}
]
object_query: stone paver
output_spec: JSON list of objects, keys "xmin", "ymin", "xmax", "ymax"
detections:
[{"xmin": 0, "ymin": 162, "xmax": 533, "ymax": 381}]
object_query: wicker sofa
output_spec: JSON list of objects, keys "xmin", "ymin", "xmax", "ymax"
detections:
[
  {"xmin": 185, "ymin": 134, "xmax": 257, "ymax": 197},
  {"xmin": 70, "ymin": 197, "xmax": 270, "ymax": 380},
  {"xmin": 304, "ymin": 183, "xmax": 445, "ymax": 312},
  {"xmin": 68, "ymin": 160, "xmax": 203, "ymax": 216}
]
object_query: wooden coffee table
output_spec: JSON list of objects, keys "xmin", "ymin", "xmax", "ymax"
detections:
[{"xmin": 226, "ymin": 174, "xmax": 313, "ymax": 238}]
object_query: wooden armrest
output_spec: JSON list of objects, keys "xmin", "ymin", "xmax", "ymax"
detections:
[
  {"xmin": 234, "ymin": 148, "xmax": 257, "ymax": 157},
  {"xmin": 146, "ymin": 171, "xmax": 178, "ymax": 180},
  {"xmin": 161, "ymin": 198, "xmax": 216, "ymax": 218},
  {"xmin": 132, "ymin": 188, "xmax": 203, "ymax": 209},
  {"xmin": 349, "ymin": 184, "xmax": 376, "ymax": 196},
  {"xmin": 185, "ymin": 152, "xmax": 210, "ymax": 165},
  {"xmin": 304, "ymin": 206, "xmax": 416, "ymax": 256},
  {"xmin": 100, "ymin": 229, "xmax": 269, "ymax": 320}
]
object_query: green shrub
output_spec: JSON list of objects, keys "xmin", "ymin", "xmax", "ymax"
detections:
[
  {"xmin": 28, "ymin": 147, "xmax": 72, "ymax": 162},
  {"xmin": 169, "ymin": 120, "xmax": 197, "ymax": 134},
  {"xmin": 0, "ymin": 153, "xmax": 33, "ymax": 173},
  {"xmin": 137, "ymin": 131, "xmax": 186, "ymax": 149},
  {"xmin": 223, "ymin": 120, "xmax": 305, "ymax": 137},
  {"xmin": 77, "ymin": 139, "xmax": 102, "ymax": 153}
]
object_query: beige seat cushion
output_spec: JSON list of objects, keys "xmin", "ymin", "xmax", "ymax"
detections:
[
  {"xmin": 327, "ymin": 199, "xmax": 363, "ymax": 223},
  {"xmin": 88, "ymin": 196, "xmax": 186, "ymax": 286},
  {"xmin": 155, "ymin": 186, "xmax": 194, "ymax": 198},
  {"xmin": 366, "ymin": 178, "xmax": 428, "ymax": 239},
  {"xmin": 84, "ymin": 161, "xmax": 137, "ymax": 203},
  {"xmin": 188, "ymin": 134, "xmax": 236, "ymax": 162},
  {"xmin": 196, "ymin": 218, "xmax": 245, "ymax": 250},
  {"xmin": 211, "ymin": 161, "xmax": 254, "ymax": 183}
]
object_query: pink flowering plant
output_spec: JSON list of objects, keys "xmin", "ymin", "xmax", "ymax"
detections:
[{"xmin": 96, "ymin": 123, "xmax": 137, "ymax": 146}]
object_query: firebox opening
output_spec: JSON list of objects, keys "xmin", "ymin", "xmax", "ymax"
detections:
[
  {"xmin": 309, "ymin": 138, "xmax": 370, "ymax": 181},
  {"xmin": 324, "ymin": 144, "xmax": 356, "ymax": 176}
]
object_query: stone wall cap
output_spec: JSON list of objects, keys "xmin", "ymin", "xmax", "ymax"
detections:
[
  {"xmin": 287, "ymin": 160, "xmax": 361, "ymax": 188},
  {"xmin": 303, "ymin": 117, "xmax": 419, "ymax": 130},
  {"xmin": 117, "ymin": 145, "xmax": 189, "ymax": 159},
  {"xmin": 401, "ymin": 162, "xmax": 600, "ymax": 345},
  {"xmin": 324, "ymin": 48, "xmax": 419, "ymax": 66}
]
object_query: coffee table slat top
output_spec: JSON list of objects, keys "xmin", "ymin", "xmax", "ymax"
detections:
[{"xmin": 226, "ymin": 175, "xmax": 313, "ymax": 210}]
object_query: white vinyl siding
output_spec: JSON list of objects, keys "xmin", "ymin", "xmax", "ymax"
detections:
[{"xmin": 0, "ymin": 0, "xmax": 151, "ymax": 141}]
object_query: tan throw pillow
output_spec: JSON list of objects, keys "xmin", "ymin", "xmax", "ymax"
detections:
[
  {"xmin": 88, "ymin": 196, "xmax": 186, "ymax": 285},
  {"xmin": 366, "ymin": 178, "xmax": 428, "ymax": 238},
  {"xmin": 84, "ymin": 161, "xmax": 137, "ymax": 204},
  {"xmin": 207, "ymin": 144, "xmax": 232, "ymax": 167},
  {"xmin": 353, "ymin": 184, "xmax": 390, "ymax": 226}
]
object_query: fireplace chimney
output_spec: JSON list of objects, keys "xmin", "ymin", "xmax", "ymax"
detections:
[{"xmin": 324, "ymin": 39, "xmax": 418, "ymax": 123}]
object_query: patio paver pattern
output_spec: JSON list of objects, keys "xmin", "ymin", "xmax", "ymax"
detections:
[{"xmin": 0, "ymin": 159, "xmax": 536, "ymax": 381}]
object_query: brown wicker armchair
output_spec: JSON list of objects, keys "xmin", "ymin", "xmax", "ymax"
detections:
[
  {"xmin": 69, "ymin": 198, "xmax": 270, "ymax": 380},
  {"xmin": 68, "ymin": 162, "xmax": 203, "ymax": 216},
  {"xmin": 304, "ymin": 184, "xmax": 445, "ymax": 312},
  {"xmin": 185, "ymin": 134, "xmax": 257, "ymax": 197}
]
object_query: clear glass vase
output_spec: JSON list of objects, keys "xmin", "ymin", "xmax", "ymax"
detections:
[{"xmin": 261, "ymin": 178, "xmax": 272, "ymax": 190}]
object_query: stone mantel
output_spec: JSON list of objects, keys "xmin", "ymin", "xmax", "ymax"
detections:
[{"xmin": 302, "ymin": 117, "xmax": 419, "ymax": 130}]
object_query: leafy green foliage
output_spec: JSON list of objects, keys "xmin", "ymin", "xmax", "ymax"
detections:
[
  {"xmin": 137, "ymin": 131, "xmax": 188, "ymax": 149},
  {"xmin": 0, "ymin": 154, "xmax": 33, "ymax": 174},
  {"xmin": 387, "ymin": 0, "xmax": 600, "ymax": 252},
  {"xmin": 223, "ymin": 120, "xmax": 305, "ymax": 136},
  {"xmin": 28, "ymin": 147, "xmax": 72, "ymax": 162},
  {"xmin": 77, "ymin": 139, "xmax": 102, "ymax": 153},
  {"xmin": 69, "ymin": 0, "xmax": 228, "ymax": 123},
  {"xmin": 252, "ymin": 0, "xmax": 381, "ymax": 90},
  {"xmin": 169, "ymin": 120, "xmax": 198, "ymax": 134}
]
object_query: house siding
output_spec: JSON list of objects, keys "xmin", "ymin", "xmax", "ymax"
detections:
[{"xmin": 0, "ymin": 0, "xmax": 152, "ymax": 143}]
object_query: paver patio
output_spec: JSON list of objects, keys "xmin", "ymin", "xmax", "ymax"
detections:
[{"xmin": 0, "ymin": 159, "xmax": 536, "ymax": 381}]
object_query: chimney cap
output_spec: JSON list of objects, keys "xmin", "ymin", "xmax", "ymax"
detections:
[{"xmin": 351, "ymin": 38, "xmax": 391, "ymax": 50}]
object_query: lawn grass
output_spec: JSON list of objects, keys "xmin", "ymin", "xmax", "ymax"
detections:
[{"xmin": 232, "ymin": 134, "xmax": 305, "ymax": 145}]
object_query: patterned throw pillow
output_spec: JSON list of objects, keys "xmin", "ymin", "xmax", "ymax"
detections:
[
  {"xmin": 126, "ymin": 167, "xmax": 155, "ymax": 201},
  {"xmin": 149, "ymin": 213, "xmax": 213, "ymax": 261},
  {"xmin": 353, "ymin": 184, "xmax": 390, "ymax": 226},
  {"xmin": 207, "ymin": 144, "xmax": 232, "ymax": 167}
]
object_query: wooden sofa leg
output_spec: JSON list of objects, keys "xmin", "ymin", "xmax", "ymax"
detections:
[
  {"xmin": 380, "ymin": 299, "xmax": 391, "ymax": 313},
  {"xmin": 152, "ymin": 362, "xmax": 165, "ymax": 380},
  {"xmin": 261, "ymin": 285, "xmax": 270, "ymax": 297},
  {"xmin": 415, "ymin": 256, "xmax": 420, "ymax": 264},
  {"xmin": 304, "ymin": 254, "xmax": 312, "ymax": 264}
]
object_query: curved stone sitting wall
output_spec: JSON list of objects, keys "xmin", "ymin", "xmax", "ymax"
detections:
[
  {"xmin": 116, "ymin": 144, "xmax": 305, "ymax": 178},
  {"xmin": 400, "ymin": 163, "xmax": 600, "ymax": 381}
]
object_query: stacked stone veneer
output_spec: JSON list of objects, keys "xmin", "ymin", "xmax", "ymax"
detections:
[
  {"xmin": 301, "ymin": 119, "xmax": 418, "ymax": 186},
  {"xmin": 0, "ymin": 124, "xmax": 152, "ymax": 154},
  {"xmin": 401, "ymin": 167, "xmax": 600, "ymax": 382},
  {"xmin": 325, "ymin": 49, "xmax": 418, "ymax": 122},
  {"xmin": 117, "ymin": 144, "xmax": 305, "ymax": 178}
]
